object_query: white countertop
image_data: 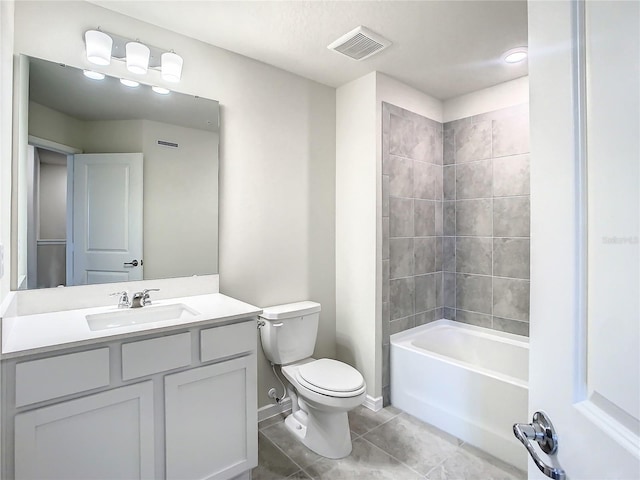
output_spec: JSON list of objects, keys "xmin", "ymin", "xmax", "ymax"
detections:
[{"xmin": 2, "ymin": 293, "xmax": 262, "ymax": 359}]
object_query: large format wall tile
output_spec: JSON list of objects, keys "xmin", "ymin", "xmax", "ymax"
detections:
[
  {"xmin": 415, "ymin": 273, "xmax": 437, "ymax": 313},
  {"xmin": 390, "ymin": 238, "xmax": 414, "ymax": 279},
  {"xmin": 455, "ymin": 122, "xmax": 492, "ymax": 163},
  {"xmin": 389, "ymin": 114, "xmax": 419, "ymax": 158},
  {"xmin": 456, "ymin": 274, "xmax": 492, "ymax": 314},
  {"xmin": 493, "ymin": 277, "xmax": 530, "ymax": 321},
  {"xmin": 456, "ymin": 199, "xmax": 492, "ymax": 236},
  {"xmin": 493, "ymin": 112, "xmax": 530, "ymax": 158},
  {"xmin": 415, "ymin": 200, "xmax": 435, "ymax": 236},
  {"xmin": 388, "ymin": 156, "xmax": 413, "ymax": 198},
  {"xmin": 390, "ymin": 277, "xmax": 415, "ymax": 320},
  {"xmin": 456, "ymin": 160, "xmax": 492, "ymax": 199},
  {"xmin": 493, "ymin": 154, "xmax": 530, "ymax": 197},
  {"xmin": 493, "ymin": 197, "xmax": 530, "ymax": 237},
  {"xmin": 493, "ymin": 238, "xmax": 530, "ymax": 279},
  {"xmin": 443, "ymin": 237, "xmax": 456, "ymax": 272},
  {"xmin": 415, "ymin": 237, "xmax": 436, "ymax": 274},
  {"xmin": 443, "ymin": 201, "xmax": 456, "ymax": 236},
  {"xmin": 414, "ymin": 161, "xmax": 437, "ymax": 199},
  {"xmin": 443, "ymin": 165, "xmax": 456, "ymax": 200},
  {"xmin": 455, "ymin": 309, "xmax": 492, "ymax": 328},
  {"xmin": 456, "ymin": 237, "xmax": 492, "ymax": 275},
  {"xmin": 389, "ymin": 197, "xmax": 414, "ymax": 237}
]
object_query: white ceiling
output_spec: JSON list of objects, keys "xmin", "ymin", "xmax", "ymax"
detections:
[{"xmin": 89, "ymin": 0, "xmax": 528, "ymax": 100}]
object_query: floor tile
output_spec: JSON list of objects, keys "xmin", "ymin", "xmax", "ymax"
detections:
[
  {"xmin": 363, "ymin": 412, "xmax": 462, "ymax": 475},
  {"xmin": 252, "ymin": 432, "xmax": 302, "ymax": 480},
  {"xmin": 304, "ymin": 437, "xmax": 423, "ymax": 480},
  {"xmin": 426, "ymin": 443, "xmax": 526, "ymax": 480},
  {"xmin": 261, "ymin": 421, "xmax": 322, "ymax": 469},
  {"xmin": 348, "ymin": 405, "xmax": 402, "ymax": 437}
]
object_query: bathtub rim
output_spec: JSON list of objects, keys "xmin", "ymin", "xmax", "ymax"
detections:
[{"xmin": 390, "ymin": 319, "xmax": 529, "ymax": 388}]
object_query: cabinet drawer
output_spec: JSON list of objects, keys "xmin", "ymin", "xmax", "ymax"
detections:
[
  {"xmin": 16, "ymin": 348, "xmax": 110, "ymax": 407},
  {"xmin": 200, "ymin": 321, "xmax": 256, "ymax": 363},
  {"xmin": 122, "ymin": 332, "xmax": 192, "ymax": 381}
]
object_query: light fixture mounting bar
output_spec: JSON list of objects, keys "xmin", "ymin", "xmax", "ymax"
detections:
[{"xmin": 88, "ymin": 30, "xmax": 170, "ymax": 69}]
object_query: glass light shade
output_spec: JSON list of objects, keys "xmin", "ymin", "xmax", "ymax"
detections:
[
  {"xmin": 85, "ymin": 30, "xmax": 112, "ymax": 66},
  {"xmin": 126, "ymin": 42, "xmax": 150, "ymax": 74},
  {"xmin": 83, "ymin": 70, "xmax": 105, "ymax": 80},
  {"xmin": 152, "ymin": 86, "xmax": 170, "ymax": 95},
  {"xmin": 120, "ymin": 78, "xmax": 140, "ymax": 88},
  {"xmin": 161, "ymin": 52, "xmax": 183, "ymax": 83}
]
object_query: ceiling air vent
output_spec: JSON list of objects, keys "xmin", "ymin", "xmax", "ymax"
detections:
[{"xmin": 328, "ymin": 26, "xmax": 391, "ymax": 61}]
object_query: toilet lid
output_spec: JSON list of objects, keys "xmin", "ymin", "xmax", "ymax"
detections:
[{"xmin": 297, "ymin": 359, "xmax": 365, "ymax": 393}]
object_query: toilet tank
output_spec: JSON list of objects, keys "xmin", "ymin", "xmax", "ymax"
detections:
[{"xmin": 259, "ymin": 301, "xmax": 321, "ymax": 365}]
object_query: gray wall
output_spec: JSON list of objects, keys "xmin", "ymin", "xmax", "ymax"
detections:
[
  {"xmin": 381, "ymin": 102, "xmax": 444, "ymax": 405},
  {"xmin": 442, "ymin": 104, "xmax": 531, "ymax": 336}
]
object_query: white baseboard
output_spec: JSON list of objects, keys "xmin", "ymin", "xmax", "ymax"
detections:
[
  {"xmin": 257, "ymin": 398, "xmax": 292, "ymax": 423},
  {"xmin": 362, "ymin": 394, "xmax": 383, "ymax": 412}
]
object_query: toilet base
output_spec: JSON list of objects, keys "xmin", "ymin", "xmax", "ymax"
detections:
[{"xmin": 284, "ymin": 406, "xmax": 352, "ymax": 459}]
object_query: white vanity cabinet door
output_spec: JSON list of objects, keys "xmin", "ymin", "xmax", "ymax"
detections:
[
  {"xmin": 165, "ymin": 355, "xmax": 257, "ymax": 480},
  {"xmin": 15, "ymin": 382, "xmax": 155, "ymax": 480}
]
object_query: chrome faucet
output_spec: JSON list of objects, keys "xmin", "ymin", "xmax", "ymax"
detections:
[
  {"xmin": 110, "ymin": 291, "xmax": 131, "ymax": 309},
  {"xmin": 130, "ymin": 288, "xmax": 160, "ymax": 308}
]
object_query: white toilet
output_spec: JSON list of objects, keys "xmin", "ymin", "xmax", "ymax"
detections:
[{"xmin": 259, "ymin": 301, "xmax": 366, "ymax": 459}]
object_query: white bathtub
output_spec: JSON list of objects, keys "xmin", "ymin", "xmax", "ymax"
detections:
[{"xmin": 391, "ymin": 319, "xmax": 528, "ymax": 471}]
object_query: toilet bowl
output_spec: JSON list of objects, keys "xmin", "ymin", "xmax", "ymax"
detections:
[{"xmin": 258, "ymin": 301, "xmax": 366, "ymax": 458}]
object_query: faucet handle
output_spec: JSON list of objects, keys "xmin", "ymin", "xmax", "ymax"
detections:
[
  {"xmin": 110, "ymin": 291, "xmax": 130, "ymax": 308},
  {"xmin": 141, "ymin": 288, "xmax": 160, "ymax": 306}
]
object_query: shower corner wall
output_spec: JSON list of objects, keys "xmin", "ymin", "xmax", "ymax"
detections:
[{"xmin": 380, "ymin": 101, "xmax": 531, "ymax": 406}]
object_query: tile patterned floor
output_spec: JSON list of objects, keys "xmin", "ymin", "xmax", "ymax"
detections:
[{"xmin": 253, "ymin": 406, "xmax": 527, "ymax": 480}]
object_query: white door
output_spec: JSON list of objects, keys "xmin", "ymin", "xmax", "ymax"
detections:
[
  {"xmin": 73, "ymin": 153, "xmax": 143, "ymax": 285},
  {"xmin": 526, "ymin": 1, "xmax": 639, "ymax": 479},
  {"xmin": 14, "ymin": 382, "xmax": 155, "ymax": 479},
  {"xmin": 165, "ymin": 356, "xmax": 258, "ymax": 480}
]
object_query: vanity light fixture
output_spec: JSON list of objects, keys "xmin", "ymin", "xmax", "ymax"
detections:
[
  {"xmin": 84, "ymin": 30, "xmax": 113, "ymax": 66},
  {"xmin": 502, "ymin": 47, "xmax": 528, "ymax": 64},
  {"xmin": 83, "ymin": 70, "xmax": 105, "ymax": 80},
  {"xmin": 126, "ymin": 41, "xmax": 151, "ymax": 74},
  {"xmin": 84, "ymin": 29, "xmax": 184, "ymax": 82},
  {"xmin": 152, "ymin": 86, "xmax": 170, "ymax": 95},
  {"xmin": 161, "ymin": 51, "xmax": 183, "ymax": 83},
  {"xmin": 120, "ymin": 78, "xmax": 140, "ymax": 88}
]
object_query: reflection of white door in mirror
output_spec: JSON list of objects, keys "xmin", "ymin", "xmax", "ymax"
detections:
[{"xmin": 73, "ymin": 153, "xmax": 143, "ymax": 285}]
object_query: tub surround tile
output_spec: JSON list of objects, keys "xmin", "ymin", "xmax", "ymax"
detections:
[
  {"xmin": 493, "ymin": 316, "xmax": 530, "ymax": 337},
  {"xmin": 493, "ymin": 238, "xmax": 530, "ymax": 279},
  {"xmin": 389, "ymin": 197, "xmax": 414, "ymax": 237},
  {"xmin": 443, "ymin": 165, "xmax": 456, "ymax": 200},
  {"xmin": 443, "ymin": 128, "xmax": 455, "ymax": 165},
  {"xmin": 456, "ymin": 274, "xmax": 492, "ymax": 314},
  {"xmin": 455, "ymin": 121, "xmax": 492, "ymax": 163},
  {"xmin": 454, "ymin": 309, "xmax": 492, "ymax": 328},
  {"xmin": 455, "ymin": 160, "xmax": 493, "ymax": 199},
  {"xmin": 389, "ymin": 114, "xmax": 419, "ymax": 158},
  {"xmin": 443, "ymin": 201, "xmax": 456, "ymax": 236},
  {"xmin": 434, "ymin": 237, "xmax": 443, "ymax": 272},
  {"xmin": 414, "ymin": 200, "xmax": 435, "ymax": 236},
  {"xmin": 388, "ymin": 156, "xmax": 414, "ymax": 198},
  {"xmin": 382, "ymin": 302, "xmax": 390, "ymax": 345},
  {"xmin": 456, "ymin": 199, "xmax": 492, "ymax": 236},
  {"xmin": 492, "ymin": 113, "xmax": 530, "ymax": 158},
  {"xmin": 364, "ymin": 413, "xmax": 462, "ymax": 476},
  {"xmin": 444, "ymin": 307, "xmax": 456, "ymax": 320},
  {"xmin": 382, "ymin": 260, "xmax": 390, "ymax": 304},
  {"xmin": 443, "ymin": 273, "xmax": 456, "ymax": 308},
  {"xmin": 413, "ymin": 161, "xmax": 437, "ymax": 199},
  {"xmin": 493, "ymin": 277, "xmax": 530, "ymax": 321},
  {"xmin": 435, "ymin": 272, "xmax": 443, "ymax": 308},
  {"xmin": 382, "ymin": 343, "xmax": 390, "ymax": 387},
  {"xmin": 415, "ymin": 309, "xmax": 438, "ymax": 326},
  {"xmin": 382, "ymin": 217, "xmax": 389, "ymax": 260},
  {"xmin": 390, "ymin": 277, "xmax": 415, "ymax": 320},
  {"xmin": 382, "ymin": 175, "xmax": 390, "ymax": 217},
  {"xmin": 493, "ymin": 197, "xmax": 530, "ymax": 237},
  {"xmin": 414, "ymin": 237, "xmax": 436, "ymax": 274},
  {"xmin": 389, "ymin": 315, "xmax": 416, "ymax": 336},
  {"xmin": 434, "ymin": 201, "xmax": 443, "ymax": 236},
  {"xmin": 443, "ymin": 237, "xmax": 456, "ymax": 272},
  {"xmin": 390, "ymin": 238, "xmax": 414, "ymax": 279},
  {"xmin": 456, "ymin": 237, "xmax": 492, "ymax": 275},
  {"xmin": 415, "ymin": 274, "xmax": 437, "ymax": 313},
  {"xmin": 493, "ymin": 155, "xmax": 530, "ymax": 197}
]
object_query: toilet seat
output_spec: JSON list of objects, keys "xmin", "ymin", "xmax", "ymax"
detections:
[{"xmin": 289, "ymin": 359, "xmax": 365, "ymax": 398}]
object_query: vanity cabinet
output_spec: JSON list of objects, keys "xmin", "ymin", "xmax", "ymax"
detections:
[{"xmin": 2, "ymin": 317, "xmax": 258, "ymax": 480}]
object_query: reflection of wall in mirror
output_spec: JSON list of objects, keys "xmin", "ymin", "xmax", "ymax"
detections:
[{"xmin": 29, "ymin": 102, "xmax": 219, "ymax": 280}]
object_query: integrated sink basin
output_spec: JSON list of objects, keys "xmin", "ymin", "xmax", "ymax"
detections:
[{"xmin": 86, "ymin": 304, "xmax": 200, "ymax": 331}]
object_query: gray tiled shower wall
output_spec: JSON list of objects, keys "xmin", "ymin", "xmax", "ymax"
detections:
[{"xmin": 381, "ymin": 102, "xmax": 530, "ymax": 405}]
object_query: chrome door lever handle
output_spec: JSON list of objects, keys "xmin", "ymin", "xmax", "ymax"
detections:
[{"xmin": 513, "ymin": 411, "xmax": 566, "ymax": 480}]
